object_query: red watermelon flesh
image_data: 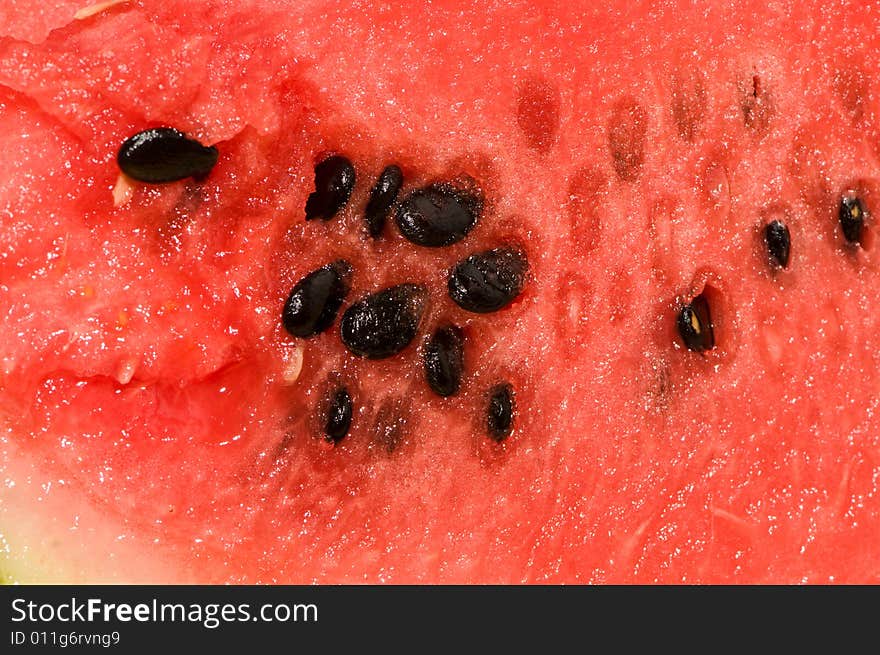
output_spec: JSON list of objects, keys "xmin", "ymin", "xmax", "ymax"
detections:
[{"xmin": 1, "ymin": 0, "xmax": 879, "ymax": 583}]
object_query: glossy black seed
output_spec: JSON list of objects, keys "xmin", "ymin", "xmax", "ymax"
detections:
[
  {"xmin": 448, "ymin": 247, "xmax": 528, "ymax": 313},
  {"xmin": 282, "ymin": 260, "xmax": 352, "ymax": 338},
  {"xmin": 395, "ymin": 183, "xmax": 482, "ymax": 247},
  {"xmin": 323, "ymin": 387, "xmax": 353, "ymax": 444},
  {"xmin": 839, "ymin": 195, "xmax": 866, "ymax": 245},
  {"xmin": 487, "ymin": 383, "xmax": 514, "ymax": 442},
  {"xmin": 305, "ymin": 155, "xmax": 356, "ymax": 221},
  {"xmin": 764, "ymin": 219, "xmax": 791, "ymax": 268},
  {"xmin": 117, "ymin": 127, "xmax": 218, "ymax": 184},
  {"xmin": 340, "ymin": 284, "xmax": 427, "ymax": 359},
  {"xmin": 423, "ymin": 325, "xmax": 464, "ymax": 397},
  {"xmin": 365, "ymin": 165, "xmax": 404, "ymax": 237},
  {"xmin": 676, "ymin": 293, "xmax": 715, "ymax": 353}
]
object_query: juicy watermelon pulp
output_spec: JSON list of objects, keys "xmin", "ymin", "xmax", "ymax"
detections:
[{"xmin": 1, "ymin": 0, "xmax": 880, "ymax": 584}]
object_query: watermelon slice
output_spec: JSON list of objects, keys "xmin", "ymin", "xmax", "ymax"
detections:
[{"xmin": 1, "ymin": 0, "xmax": 879, "ymax": 583}]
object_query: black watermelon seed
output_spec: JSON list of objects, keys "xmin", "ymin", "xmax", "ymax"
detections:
[
  {"xmin": 395, "ymin": 183, "xmax": 482, "ymax": 247},
  {"xmin": 340, "ymin": 284, "xmax": 427, "ymax": 359},
  {"xmin": 764, "ymin": 219, "xmax": 791, "ymax": 268},
  {"xmin": 487, "ymin": 383, "xmax": 514, "ymax": 441},
  {"xmin": 448, "ymin": 247, "xmax": 528, "ymax": 313},
  {"xmin": 117, "ymin": 127, "xmax": 218, "ymax": 184},
  {"xmin": 676, "ymin": 292, "xmax": 715, "ymax": 353},
  {"xmin": 324, "ymin": 387, "xmax": 353, "ymax": 444},
  {"xmin": 839, "ymin": 195, "xmax": 866, "ymax": 245},
  {"xmin": 423, "ymin": 325, "xmax": 464, "ymax": 397},
  {"xmin": 365, "ymin": 165, "xmax": 404, "ymax": 237},
  {"xmin": 282, "ymin": 260, "xmax": 352, "ymax": 338},
  {"xmin": 305, "ymin": 155, "xmax": 356, "ymax": 221}
]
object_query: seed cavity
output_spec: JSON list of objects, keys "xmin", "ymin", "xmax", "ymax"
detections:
[
  {"xmin": 423, "ymin": 325, "xmax": 464, "ymax": 397},
  {"xmin": 834, "ymin": 66, "xmax": 868, "ymax": 125},
  {"xmin": 117, "ymin": 127, "xmax": 218, "ymax": 184},
  {"xmin": 282, "ymin": 260, "xmax": 352, "ymax": 338},
  {"xmin": 764, "ymin": 219, "xmax": 791, "ymax": 268},
  {"xmin": 677, "ymin": 292, "xmax": 715, "ymax": 353},
  {"xmin": 340, "ymin": 284, "xmax": 427, "ymax": 359},
  {"xmin": 372, "ymin": 397, "xmax": 409, "ymax": 454},
  {"xmin": 305, "ymin": 155, "xmax": 356, "ymax": 221},
  {"xmin": 515, "ymin": 78, "xmax": 560, "ymax": 153},
  {"xmin": 566, "ymin": 166, "xmax": 607, "ymax": 255},
  {"xmin": 448, "ymin": 247, "xmax": 528, "ymax": 313},
  {"xmin": 607, "ymin": 98, "xmax": 647, "ymax": 182},
  {"xmin": 839, "ymin": 195, "xmax": 866, "ymax": 245},
  {"xmin": 487, "ymin": 383, "xmax": 514, "ymax": 441},
  {"xmin": 323, "ymin": 386, "xmax": 353, "ymax": 444},
  {"xmin": 395, "ymin": 183, "xmax": 482, "ymax": 247},
  {"xmin": 365, "ymin": 165, "xmax": 404, "ymax": 237},
  {"xmin": 740, "ymin": 74, "xmax": 774, "ymax": 136},
  {"xmin": 670, "ymin": 65, "xmax": 707, "ymax": 142}
]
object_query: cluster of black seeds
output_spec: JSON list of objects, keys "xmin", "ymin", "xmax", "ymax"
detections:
[
  {"xmin": 286, "ymin": 154, "xmax": 525, "ymax": 445},
  {"xmin": 676, "ymin": 193, "xmax": 868, "ymax": 352},
  {"xmin": 116, "ymin": 128, "xmax": 872, "ymax": 439},
  {"xmin": 117, "ymin": 132, "xmax": 522, "ymax": 446}
]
